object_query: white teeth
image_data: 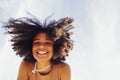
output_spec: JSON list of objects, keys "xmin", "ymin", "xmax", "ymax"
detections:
[{"xmin": 37, "ymin": 51, "xmax": 47, "ymax": 54}]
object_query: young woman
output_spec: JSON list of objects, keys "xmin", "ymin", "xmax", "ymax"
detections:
[{"xmin": 3, "ymin": 16, "xmax": 74, "ymax": 80}]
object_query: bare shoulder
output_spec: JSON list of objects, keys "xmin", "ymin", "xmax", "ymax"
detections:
[
  {"xmin": 18, "ymin": 60, "xmax": 34, "ymax": 73},
  {"xmin": 56, "ymin": 62, "xmax": 70, "ymax": 69},
  {"xmin": 19, "ymin": 60, "xmax": 34, "ymax": 72},
  {"xmin": 55, "ymin": 62, "xmax": 71, "ymax": 80},
  {"xmin": 20, "ymin": 60, "xmax": 34, "ymax": 67},
  {"xmin": 17, "ymin": 60, "xmax": 34, "ymax": 80}
]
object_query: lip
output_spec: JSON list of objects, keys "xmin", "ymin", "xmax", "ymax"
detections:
[
  {"xmin": 36, "ymin": 51, "xmax": 48, "ymax": 57},
  {"xmin": 37, "ymin": 51, "xmax": 47, "ymax": 54}
]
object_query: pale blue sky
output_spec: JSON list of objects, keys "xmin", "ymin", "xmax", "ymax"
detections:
[{"xmin": 0, "ymin": 0, "xmax": 120, "ymax": 80}]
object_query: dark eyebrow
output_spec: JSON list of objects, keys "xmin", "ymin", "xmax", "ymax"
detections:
[
  {"xmin": 33, "ymin": 37, "xmax": 40, "ymax": 40},
  {"xmin": 33, "ymin": 38, "xmax": 52, "ymax": 41}
]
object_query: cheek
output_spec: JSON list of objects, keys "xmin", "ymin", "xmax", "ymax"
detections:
[
  {"xmin": 32, "ymin": 46, "xmax": 36, "ymax": 54},
  {"xmin": 32, "ymin": 46, "xmax": 34, "ymax": 52},
  {"xmin": 50, "ymin": 46, "xmax": 54, "ymax": 53},
  {"xmin": 49, "ymin": 47, "xmax": 53, "ymax": 56},
  {"xmin": 50, "ymin": 50, "xmax": 53, "ymax": 56}
]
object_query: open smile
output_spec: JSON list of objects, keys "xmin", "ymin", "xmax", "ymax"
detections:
[
  {"xmin": 37, "ymin": 51, "xmax": 48, "ymax": 54},
  {"xmin": 36, "ymin": 51, "xmax": 48, "ymax": 57}
]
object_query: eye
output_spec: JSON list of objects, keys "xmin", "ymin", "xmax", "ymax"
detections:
[
  {"xmin": 33, "ymin": 42, "xmax": 40, "ymax": 46},
  {"xmin": 45, "ymin": 42, "xmax": 53, "ymax": 46}
]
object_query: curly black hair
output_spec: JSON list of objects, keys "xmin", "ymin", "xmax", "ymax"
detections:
[{"xmin": 3, "ymin": 16, "xmax": 74, "ymax": 64}]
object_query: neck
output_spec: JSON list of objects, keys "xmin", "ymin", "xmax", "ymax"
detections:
[
  {"xmin": 32, "ymin": 61, "xmax": 52, "ymax": 74},
  {"xmin": 37, "ymin": 61, "xmax": 51, "ymax": 70}
]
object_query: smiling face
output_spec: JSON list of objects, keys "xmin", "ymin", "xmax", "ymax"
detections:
[{"xmin": 32, "ymin": 32, "xmax": 54, "ymax": 63}]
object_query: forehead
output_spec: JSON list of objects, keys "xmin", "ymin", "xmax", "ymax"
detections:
[{"xmin": 34, "ymin": 32, "xmax": 51, "ymax": 40}]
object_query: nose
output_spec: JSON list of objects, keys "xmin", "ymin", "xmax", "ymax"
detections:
[{"xmin": 38, "ymin": 43, "xmax": 46, "ymax": 49}]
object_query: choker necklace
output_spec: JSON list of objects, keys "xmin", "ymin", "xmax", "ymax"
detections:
[
  {"xmin": 39, "ymin": 65, "xmax": 53, "ymax": 75},
  {"xmin": 32, "ymin": 62, "xmax": 52, "ymax": 74}
]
